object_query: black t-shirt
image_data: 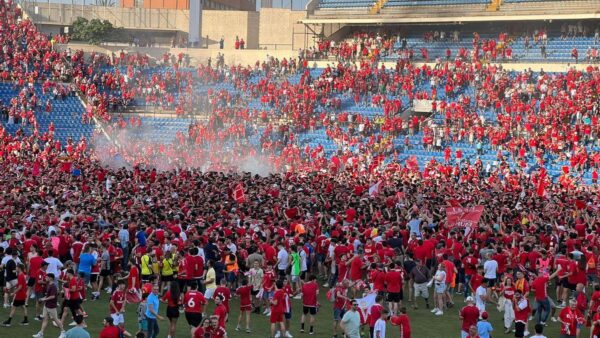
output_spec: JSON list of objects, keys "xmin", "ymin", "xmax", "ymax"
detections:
[
  {"xmin": 403, "ymin": 259, "xmax": 417, "ymax": 275},
  {"xmin": 4, "ymin": 258, "xmax": 17, "ymax": 281}
]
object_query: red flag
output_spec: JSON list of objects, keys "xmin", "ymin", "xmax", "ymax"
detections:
[
  {"xmin": 447, "ymin": 199, "xmax": 462, "ymax": 207},
  {"xmin": 536, "ymin": 168, "xmax": 548, "ymax": 197},
  {"xmin": 233, "ymin": 183, "xmax": 246, "ymax": 203},
  {"xmin": 446, "ymin": 206, "xmax": 484, "ymax": 230}
]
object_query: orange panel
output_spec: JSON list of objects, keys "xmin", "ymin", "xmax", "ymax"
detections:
[{"xmin": 120, "ymin": 0, "xmax": 135, "ymax": 7}]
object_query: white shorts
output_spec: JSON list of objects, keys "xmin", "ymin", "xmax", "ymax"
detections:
[
  {"xmin": 111, "ymin": 313, "xmax": 124, "ymax": 326},
  {"xmin": 414, "ymin": 282, "xmax": 429, "ymax": 299},
  {"xmin": 204, "ymin": 288, "xmax": 216, "ymax": 300}
]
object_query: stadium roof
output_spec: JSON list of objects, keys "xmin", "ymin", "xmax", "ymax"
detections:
[{"xmin": 301, "ymin": 12, "xmax": 600, "ymax": 24}]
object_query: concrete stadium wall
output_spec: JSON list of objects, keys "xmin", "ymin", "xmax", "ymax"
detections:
[
  {"xmin": 258, "ymin": 8, "xmax": 308, "ymax": 51},
  {"xmin": 23, "ymin": 3, "xmax": 312, "ymax": 51},
  {"xmin": 202, "ymin": 10, "xmax": 260, "ymax": 49}
]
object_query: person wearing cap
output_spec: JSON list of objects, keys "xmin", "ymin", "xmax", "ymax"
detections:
[
  {"xmin": 514, "ymin": 290, "xmax": 531, "ymax": 338},
  {"xmin": 460, "ymin": 296, "xmax": 480, "ymax": 338},
  {"xmin": 476, "ymin": 311, "xmax": 493, "ymax": 338},
  {"xmin": 99, "ymin": 316, "xmax": 120, "ymax": 338}
]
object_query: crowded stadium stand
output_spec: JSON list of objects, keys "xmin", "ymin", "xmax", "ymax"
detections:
[{"xmin": 1, "ymin": 0, "xmax": 600, "ymax": 337}]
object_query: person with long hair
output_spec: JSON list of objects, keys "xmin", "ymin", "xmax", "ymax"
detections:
[{"xmin": 161, "ymin": 281, "xmax": 181, "ymax": 338}]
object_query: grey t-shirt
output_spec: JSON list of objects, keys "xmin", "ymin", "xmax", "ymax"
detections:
[
  {"xmin": 341, "ymin": 310, "xmax": 361, "ymax": 338},
  {"xmin": 65, "ymin": 326, "xmax": 91, "ymax": 338},
  {"xmin": 101, "ymin": 251, "xmax": 110, "ymax": 270}
]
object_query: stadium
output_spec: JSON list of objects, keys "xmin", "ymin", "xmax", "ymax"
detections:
[{"xmin": 0, "ymin": 0, "xmax": 599, "ymax": 337}]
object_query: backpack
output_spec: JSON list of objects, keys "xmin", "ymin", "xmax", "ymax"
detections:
[{"xmin": 326, "ymin": 288, "xmax": 336, "ymax": 302}]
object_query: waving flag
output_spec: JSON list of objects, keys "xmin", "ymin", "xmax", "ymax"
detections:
[
  {"xmin": 536, "ymin": 168, "xmax": 548, "ymax": 197},
  {"xmin": 446, "ymin": 206, "xmax": 484, "ymax": 230},
  {"xmin": 369, "ymin": 181, "xmax": 382, "ymax": 197}
]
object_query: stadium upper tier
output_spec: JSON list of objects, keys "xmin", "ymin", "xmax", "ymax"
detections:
[{"xmin": 312, "ymin": 0, "xmax": 600, "ymax": 20}]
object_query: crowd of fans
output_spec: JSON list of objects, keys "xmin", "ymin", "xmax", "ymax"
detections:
[
  {"xmin": 1, "ymin": 1, "xmax": 600, "ymax": 338},
  {"xmin": 305, "ymin": 23, "xmax": 600, "ymax": 63}
]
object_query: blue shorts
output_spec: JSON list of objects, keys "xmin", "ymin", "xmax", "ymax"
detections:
[
  {"xmin": 333, "ymin": 308, "xmax": 345, "ymax": 321},
  {"xmin": 263, "ymin": 290, "xmax": 274, "ymax": 300},
  {"xmin": 139, "ymin": 319, "xmax": 148, "ymax": 331}
]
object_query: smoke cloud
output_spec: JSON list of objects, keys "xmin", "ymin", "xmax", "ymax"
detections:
[{"xmin": 90, "ymin": 120, "xmax": 276, "ymax": 176}]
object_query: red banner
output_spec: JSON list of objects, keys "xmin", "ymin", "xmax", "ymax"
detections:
[{"xmin": 446, "ymin": 206, "xmax": 484, "ymax": 229}]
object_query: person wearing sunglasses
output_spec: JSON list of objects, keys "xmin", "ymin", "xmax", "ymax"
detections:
[{"xmin": 340, "ymin": 300, "xmax": 361, "ymax": 338}]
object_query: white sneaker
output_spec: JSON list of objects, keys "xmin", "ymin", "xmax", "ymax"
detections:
[
  {"xmin": 293, "ymin": 294, "xmax": 302, "ymax": 299},
  {"xmin": 524, "ymin": 331, "xmax": 530, "ymax": 337},
  {"xmin": 322, "ymin": 283, "xmax": 329, "ymax": 288},
  {"xmin": 285, "ymin": 331, "xmax": 293, "ymax": 338},
  {"xmin": 68, "ymin": 321, "xmax": 76, "ymax": 326},
  {"xmin": 32, "ymin": 333, "xmax": 43, "ymax": 338},
  {"xmin": 59, "ymin": 331, "xmax": 66, "ymax": 338},
  {"xmin": 262, "ymin": 308, "xmax": 269, "ymax": 314},
  {"xmin": 265, "ymin": 311, "xmax": 271, "ymax": 316},
  {"xmin": 3, "ymin": 303, "xmax": 10, "ymax": 308},
  {"xmin": 434, "ymin": 310, "xmax": 443, "ymax": 316},
  {"xmin": 274, "ymin": 332, "xmax": 281, "ymax": 338},
  {"xmin": 551, "ymin": 317, "xmax": 558, "ymax": 322},
  {"xmin": 430, "ymin": 308, "xmax": 439, "ymax": 313}
]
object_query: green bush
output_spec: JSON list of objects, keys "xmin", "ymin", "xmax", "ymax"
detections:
[{"xmin": 71, "ymin": 17, "xmax": 126, "ymax": 45}]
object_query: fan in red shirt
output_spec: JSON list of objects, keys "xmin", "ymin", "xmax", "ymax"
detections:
[
  {"xmin": 32, "ymin": 261, "xmax": 49, "ymax": 320},
  {"xmin": 559, "ymin": 299, "xmax": 584, "ymax": 337},
  {"xmin": 269, "ymin": 280, "xmax": 287, "ymax": 338},
  {"xmin": 206, "ymin": 316, "xmax": 228, "ymax": 338},
  {"xmin": 235, "ymin": 280, "xmax": 253, "ymax": 332},
  {"xmin": 214, "ymin": 279, "xmax": 232, "ymax": 314},
  {"xmin": 213, "ymin": 294, "xmax": 228, "ymax": 328},
  {"xmin": 99, "ymin": 316, "xmax": 121, "ymax": 338},
  {"xmin": 161, "ymin": 281, "xmax": 182, "ymax": 338},
  {"xmin": 3, "ymin": 264, "xmax": 29, "ymax": 326},
  {"xmin": 109, "ymin": 280, "xmax": 126, "ymax": 327},
  {"xmin": 390, "ymin": 307, "xmax": 411, "ymax": 338},
  {"xmin": 591, "ymin": 311, "xmax": 600, "ymax": 338},
  {"xmin": 460, "ymin": 297, "xmax": 480, "ymax": 337},
  {"xmin": 300, "ymin": 275, "xmax": 319, "ymax": 335},
  {"xmin": 385, "ymin": 262, "xmax": 403, "ymax": 315},
  {"xmin": 184, "ymin": 283, "xmax": 207, "ymax": 332}
]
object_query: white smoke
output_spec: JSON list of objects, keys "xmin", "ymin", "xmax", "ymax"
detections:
[{"xmin": 91, "ymin": 119, "xmax": 276, "ymax": 175}]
